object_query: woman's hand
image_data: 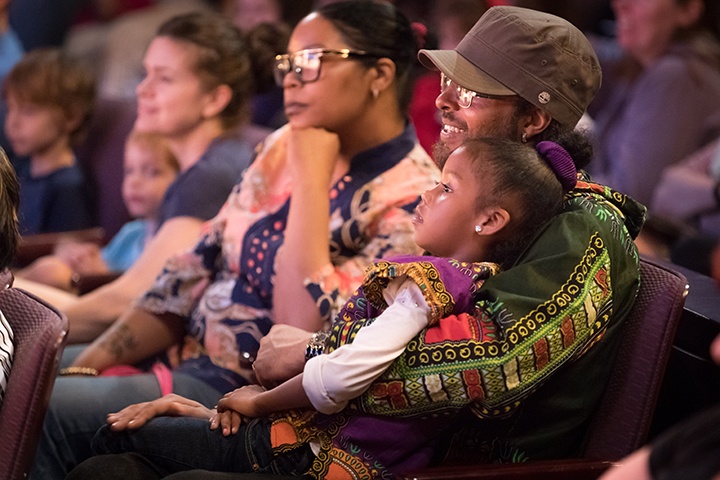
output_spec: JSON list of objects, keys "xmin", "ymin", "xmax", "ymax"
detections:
[
  {"xmin": 106, "ymin": 393, "xmax": 214, "ymax": 431},
  {"xmin": 286, "ymin": 126, "xmax": 341, "ymax": 188}
]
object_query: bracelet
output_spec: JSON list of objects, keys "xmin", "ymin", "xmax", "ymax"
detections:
[
  {"xmin": 59, "ymin": 367, "xmax": 99, "ymax": 376},
  {"xmin": 305, "ymin": 330, "xmax": 331, "ymax": 362}
]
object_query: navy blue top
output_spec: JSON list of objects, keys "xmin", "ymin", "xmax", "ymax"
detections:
[
  {"xmin": 154, "ymin": 136, "xmax": 254, "ymax": 231},
  {"xmin": 15, "ymin": 158, "xmax": 94, "ymax": 235}
]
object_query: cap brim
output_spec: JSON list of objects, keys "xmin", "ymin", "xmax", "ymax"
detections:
[{"xmin": 418, "ymin": 49, "xmax": 516, "ymax": 96}]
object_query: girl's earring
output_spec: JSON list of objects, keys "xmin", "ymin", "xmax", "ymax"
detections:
[
  {"xmin": 521, "ymin": 132, "xmax": 528, "ymax": 143},
  {"xmin": 372, "ymin": 89, "xmax": 379, "ymax": 100},
  {"xmin": 475, "ymin": 225, "xmax": 483, "ymax": 234}
]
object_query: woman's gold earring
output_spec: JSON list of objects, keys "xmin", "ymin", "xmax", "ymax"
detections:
[{"xmin": 475, "ymin": 225, "xmax": 483, "ymax": 234}]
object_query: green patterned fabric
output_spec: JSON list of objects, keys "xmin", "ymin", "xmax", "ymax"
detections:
[
  {"xmin": 438, "ymin": 177, "xmax": 647, "ymax": 463},
  {"xmin": 269, "ymin": 177, "xmax": 647, "ymax": 477}
]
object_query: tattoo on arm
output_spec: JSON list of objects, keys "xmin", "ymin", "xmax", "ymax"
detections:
[{"xmin": 99, "ymin": 323, "xmax": 139, "ymax": 361}]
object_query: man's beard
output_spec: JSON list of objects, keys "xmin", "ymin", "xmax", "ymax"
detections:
[{"xmin": 431, "ymin": 111, "xmax": 523, "ymax": 169}]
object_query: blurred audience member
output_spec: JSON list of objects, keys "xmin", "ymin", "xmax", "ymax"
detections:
[
  {"xmin": 17, "ymin": 130, "xmax": 179, "ymax": 291},
  {"xmin": 3, "ymin": 48, "xmax": 96, "ymax": 235},
  {"xmin": 587, "ymin": 0, "xmax": 720, "ymax": 206},
  {"xmin": 653, "ymin": 133, "xmax": 720, "ymax": 239}
]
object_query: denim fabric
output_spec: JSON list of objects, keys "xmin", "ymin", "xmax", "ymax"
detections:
[
  {"xmin": 67, "ymin": 417, "xmax": 313, "ymax": 478},
  {"xmin": 30, "ymin": 373, "xmax": 223, "ymax": 480}
]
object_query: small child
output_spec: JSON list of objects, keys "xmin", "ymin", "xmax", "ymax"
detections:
[
  {"xmin": 16, "ymin": 130, "xmax": 178, "ymax": 292},
  {"xmin": 74, "ymin": 135, "xmax": 591, "ymax": 479},
  {"xmin": 3, "ymin": 47, "xmax": 96, "ymax": 235}
]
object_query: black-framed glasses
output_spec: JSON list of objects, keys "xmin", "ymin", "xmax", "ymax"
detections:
[
  {"xmin": 273, "ymin": 48, "xmax": 379, "ymax": 86},
  {"xmin": 440, "ymin": 73, "xmax": 516, "ymax": 108}
]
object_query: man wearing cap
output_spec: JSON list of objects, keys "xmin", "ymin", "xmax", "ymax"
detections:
[{"xmin": 253, "ymin": 5, "xmax": 647, "ymax": 464}]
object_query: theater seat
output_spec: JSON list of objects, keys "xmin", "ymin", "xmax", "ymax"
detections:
[
  {"xmin": 0, "ymin": 269, "xmax": 68, "ymax": 480},
  {"xmin": 401, "ymin": 257, "xmax": 689, "ymax": 480}
]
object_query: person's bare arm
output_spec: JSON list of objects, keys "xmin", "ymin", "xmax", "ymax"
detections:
[
  {"xmin": 65, "ymin": 216, "xmax": 203, "ymax": 343},
  {"xmin": 106, "ymin": 394, "xmax": 215, "ymax": 431},
  {"xmin": 70, "ymin": 306, "xmax": 185, "ymax": 372},
  {"xmin": 272, "ymin": 127, "xmax": 341, "ymax": 332}
]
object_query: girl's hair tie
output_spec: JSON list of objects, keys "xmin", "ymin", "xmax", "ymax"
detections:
[{"xmin": 536, "ymin": 141, "xmax": 577, "ymax": 192}]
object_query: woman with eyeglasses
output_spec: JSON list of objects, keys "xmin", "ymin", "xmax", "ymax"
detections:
[{"xmin": 32, "ymin": 2, "xmax": 439, "ymax": 478}]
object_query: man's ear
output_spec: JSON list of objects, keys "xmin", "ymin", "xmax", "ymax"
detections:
[
  {"xmin": 522, "ymin": 107, "xmax": 553, "ymax": 141},
  {"xmin": 475, "ymin": 207, "xmax": 511, "ymax": 236},
  {"xmin": 201, "ymin": 83, "xmax": 233, "ymax": 119}
]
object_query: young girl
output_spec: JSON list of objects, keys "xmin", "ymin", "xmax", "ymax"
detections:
[
  {"xmin": 67, "ymin": 135, "xmax": 588, "ymax": 479},
  {"xmin": 3, "ymin": 47, "xmax": 96, "ymax": 235},
  {"xmin": 16, "ymin": 130, "xmax": 179, "ymax": 291}
]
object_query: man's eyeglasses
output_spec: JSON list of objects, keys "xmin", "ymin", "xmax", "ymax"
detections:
[
  {"xmin": 274, "ymin": 48, "xmax": 379, "ymax": 86},
  {"xmin": 440, "ymin": 73, "xmax": 516, "ymax": 108}
]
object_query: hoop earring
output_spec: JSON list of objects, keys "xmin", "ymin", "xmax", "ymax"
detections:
[
  {"xmin": 521, "ymin": 132, "xmax": 528, "ymax": 143},
  {"xmin": 475, "ymin": 225, "xmax": 483, "ymax": 234}
]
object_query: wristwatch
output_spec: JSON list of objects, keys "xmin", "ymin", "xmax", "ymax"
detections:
[{"xmin": 305, "ymin": 330, "xmax": 331, "ymax": 361}]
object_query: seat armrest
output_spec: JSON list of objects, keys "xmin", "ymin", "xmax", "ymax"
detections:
[
  {"xmin": 14, "ymin": 227, "xmax": 106, "ymax": 267},
  {"xmin": 70, "ymin": 272, "xmax": 122, "ymax": 295}
]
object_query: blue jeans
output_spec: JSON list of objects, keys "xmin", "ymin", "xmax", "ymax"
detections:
[
  {"xmin": 66, "ymin": 417, "xmax": 313, "ymax": 478},
  {"xmin": 30, "ymin": 373, "xmax": 223, "ymax": 480}
]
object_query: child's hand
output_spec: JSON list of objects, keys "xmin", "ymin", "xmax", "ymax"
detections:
[
  {"xmin": 216, "ymin": 385, "xmax": 266, "ymax": 417},
  {"xmin": 209, "ymin": 409, "xmax": 243, "ymax": 436},
  {"xmin": 106, "ymin": 394, "xmax": 213, "ymax": 431},
  {"xmin": 55, "ymin": 242, "xmax": 108, "ymax": 274},
  {"xmin": 208, "ymin": 385, "xmax": 265, "ymax": 436}
]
